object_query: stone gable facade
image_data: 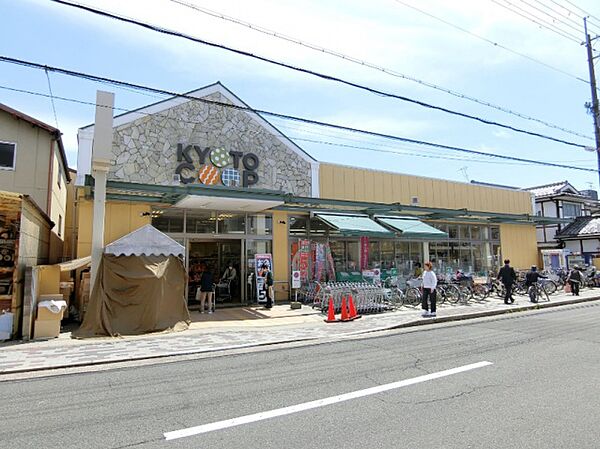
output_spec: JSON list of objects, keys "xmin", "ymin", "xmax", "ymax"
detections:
[{"xmin": 108, "ymin": 92, "xmax": 313, "ymax": 196}]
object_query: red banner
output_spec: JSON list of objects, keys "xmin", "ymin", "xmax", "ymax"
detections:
[
  {"xmin": 299, "ymin": 239, "xmax": 310, "ymax": 281},
  {"xmin": 360, "ymin": 236, "xmax": 369, "ymax": 271}
]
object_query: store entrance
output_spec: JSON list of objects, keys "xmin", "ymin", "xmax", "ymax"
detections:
[{"xmin": 188, "ymin": 240, "xmax": 242, "ymax": 306}]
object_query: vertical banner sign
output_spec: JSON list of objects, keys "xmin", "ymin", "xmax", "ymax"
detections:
[
  {"xmin": 255, "ymin": 253, "xmax": 273, "ymax": 304},
  {"xmin": 325, "ymin": 243, "xmax": 336, "ymax": 281},
  {"xmin": 360, "ymin": 236, "xmax": 370, "ymax": 271},
  {"xmin": 298, "ymin": 239, "xmax": 310, "ymax": 281},
  {"xmin": 314, "ymin": 243, "xmax": 326, "ymax": 282}
]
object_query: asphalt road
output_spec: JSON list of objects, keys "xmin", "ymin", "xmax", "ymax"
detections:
[{"xmin": 2, "ymin": 302, "xmax": 599, "ymax": 449}]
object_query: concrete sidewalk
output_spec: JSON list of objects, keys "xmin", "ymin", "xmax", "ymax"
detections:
[{"xmin": 1, "ymin": 289, "xmax": 599, "ymax": 375}]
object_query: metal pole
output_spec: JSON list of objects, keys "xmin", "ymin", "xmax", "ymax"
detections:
[{"xmin": 584, "ymin": 18, "xmax": 600, "ymax": 188}]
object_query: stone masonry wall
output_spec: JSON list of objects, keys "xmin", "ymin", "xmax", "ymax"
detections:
[{"xmin": 109, "ymin": 92, "xmax": 312, "ymax": 196}]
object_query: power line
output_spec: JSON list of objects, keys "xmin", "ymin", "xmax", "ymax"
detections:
[
  {"xmin": 490, "ymin": 0, "xmax": 583, "ymax": 43},
  {"xmin": 532, "ymin": 0, "xmax": 599, "ymax": 33},
  {"xmin": 44, "ymin": 68, "xmax": 59, "ymax": 129},
  {"xmin": 0, "ymin": 56, "xmax": 596, "ymax": 174},
  {"xmin": 393, "ymin": 0, "xmax": 590, "ymax": 85},
  {"xmin": 10, "ymin": 80, "xmax": 591, "ymax": 170},
  {"xmin": 516, "ymin": 0, "xmax": 592, "ymax": 35},
  {"xmin": 560, "ymin": 0, "xmax": 600, "ymax": 25},
  {"xmin": 163, "ymin": 0, "xmax": 592, "ymax": 141},
  {"xmin": 46, "ymin": 0, "xmax": 590, "ymax": 149},
  {"xmin": 273, "ymin": 119, "xmax": 597, "ymax": 166}
]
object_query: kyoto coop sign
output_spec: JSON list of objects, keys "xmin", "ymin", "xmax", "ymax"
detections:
[{"xmin": 175, "ymin": 144, "xmax": 260, "ymax": 187}]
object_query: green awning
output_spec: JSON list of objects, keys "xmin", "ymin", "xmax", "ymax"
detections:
[
  {"xmin": 375, "ymin": 216, "xmax": 448, "ymax": 240},
  {"xmin": 315, "ymin": 213, "xmax": 393, "ymax": 237}
]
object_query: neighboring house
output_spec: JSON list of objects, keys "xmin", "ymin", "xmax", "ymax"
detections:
[
  {"xmin": 0, "ymin": 103, "xmax": 70, "ymax": 263},
  {"xmin": 526, "ymin": 181, "xmax": 600, "ymax": 267}
]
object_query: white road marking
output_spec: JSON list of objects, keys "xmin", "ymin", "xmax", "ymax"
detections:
[{"xmin": 164, "ymin": 360, "xmax": 493, "ymax": 441}]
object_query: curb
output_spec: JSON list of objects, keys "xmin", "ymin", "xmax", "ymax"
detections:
[{"xmin": 2, "ymin": 295, "xmax": 599, "ymax": 375}]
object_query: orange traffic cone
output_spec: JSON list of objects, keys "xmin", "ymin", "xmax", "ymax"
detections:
[
  {"xmin": 348, "ymin": 295, "xmax": 362, "ymax": 320},
  {"xmin": 340, "ymin": 296, "xmax": 350, "ymax": 321},
  {"xmin": 324, "ymin": 297, "xmax": 337, "ymax": 323}
]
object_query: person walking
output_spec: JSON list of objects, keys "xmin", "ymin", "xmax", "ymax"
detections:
[
  {"xmin": 567, "ymin": 265, "xmax": 582, "ymax": 296},
  {"xmin": 198, "ymin": 265, "xmax": 214, "ymax": 314},
  {"xmin": 497, "ymin": 259, "xmax": 517, "ymax": 304},
  {"xmin": 421, "ymin": 261, "xmax": 437, "ymax": 318}
]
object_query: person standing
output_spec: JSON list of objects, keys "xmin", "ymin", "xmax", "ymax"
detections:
[
  {"xmin": 264, "ymin": 266, "xmax": 274, "ymax": 309},
  {"xmin": 198, "ymin": 265, "xmax": 214, "ymax": 314},
  {"xmin": 414, "ymin": 262, "xmax": 423, "ymax": 278},
  {"xmin": 421, "ymin": 261, "xmax": 437, "ymax": 318},
  {"xmin": 567, "ymin": 265, "xmax": 582, "ymax": 296},
  {"xmin": 497, "ymin": 259, "xmax": 517, "ymax": 304}
]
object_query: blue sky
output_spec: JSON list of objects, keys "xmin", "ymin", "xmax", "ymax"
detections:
[{"xmin": 2, "ymin": 0, "xmax": 600, "ymax": 191}]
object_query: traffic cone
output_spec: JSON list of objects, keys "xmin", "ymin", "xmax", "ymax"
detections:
[
  {"xmin": 324, "ymin": 297, "xmax": 337, "ymax": 323},
  {"xmin": 340, "ymin": 296, "xmax": 350, "ymax": 321},
  {"xmin": 348, "ymin": 294, "xmax": 362, "ymax": 320}
]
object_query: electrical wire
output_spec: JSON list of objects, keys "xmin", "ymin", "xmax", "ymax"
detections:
[
  {"xmin": 531, "ymin": 0, "xmax": 597, "ymax": 33},
  {"xmin": 44, "ymin": 68, "xmax": 59, "ymax": 129},
  {"xmin": 0, "ymin": 57, "xmax": 596, "ymax": 174},
  {"xmin": 490, "ymin": 0, "xmax": 583, "ymax": 43},
  {"xmin": 560, "ymin": 0, "xmax": 600, "ymax": 25},
  {"xmin": 163, "ymin": 0, "xmax": 592, "ymax": 141},
  {"xmin": 516, "ymin": 0, "xmax": 591, "ymax": 35},
  {"xmin": 392, "ymin": 0, "xmax": 590, "ymax": 85},
  {"xmin": 46, "ymin": 0, "xmax": 590, "ymax": 149},
  {"xmin": 4, "ymin": 82, "xmax": 594, "ymax": 173}
]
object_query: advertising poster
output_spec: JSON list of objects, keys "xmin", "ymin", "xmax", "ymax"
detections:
[
  {"xmin": 292, "ymin": 270, "xmax": 301, "ymax": 289},
  {"xmin": 298, "ymin": 239, "xmax": 310, "ymax": 281},
  {"xmin": 360, "ymin": 236, "xmax": 369, "ymax": 271},
  {"xmin": 255, "ymin": 253, "xmax": 273, "ymax": 304}
]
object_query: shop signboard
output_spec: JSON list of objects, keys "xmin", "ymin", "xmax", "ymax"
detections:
[
  {"xmin": 298, "ymin": 239, "xmax": 310, "ymax": 281},
  {"xmin": 360, "ymin": 236, "xmax": 369, "ymax": 271},
  {"xmin": 175, "ymin": 144, "xmax": 260, "ymax": 187},
  {"xmin": 255, "ymin": 253, "xmax": 273, "ymax": 304},
  {"xmin": 291, "ymin": 270, "xmax": 301, "ymax": 289}
]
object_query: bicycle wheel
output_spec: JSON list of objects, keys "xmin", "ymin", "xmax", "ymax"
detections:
[
  {"xmin": 444, "ymin": 284, "xmax": 461, "ymax": 304},
  {"xmin": 543, "ymin": 280, "xmax": 557, "ymax": 296},
  {"xmin": 528, "ymin": 286, "xmax": 538, "ymax": 303},
  {"xmin": 472, "ymin": 284, "xmax": 489, "ymax": 301},
  {"xmin": 405, "ymin": 287, "xmax": 421, "ymax": 306},
  {"xmin": 459, "ymin": 286, "xmax": 472, "ymax": 303},
  {"xmin": 389, "ymin": 289, "xmax": 404, "ymax": 309}
]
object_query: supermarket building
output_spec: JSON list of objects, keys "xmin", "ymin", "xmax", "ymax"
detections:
[{"xmin": 74, "ymin": 83, "xmax": 555, "ymax": 303}]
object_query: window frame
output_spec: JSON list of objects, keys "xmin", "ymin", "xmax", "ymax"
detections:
[{"xmin": 0, "ymin": 141, "xmax": 17, "ymax": 171}]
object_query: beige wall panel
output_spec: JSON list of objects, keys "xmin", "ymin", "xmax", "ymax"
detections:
[
  {"xmin": 499, "ymin": 224, "xmax": 537, "ymax": 269},
  {"xmin": 318, "ymin": 164, "xmax": 532, "ymax": 214}
]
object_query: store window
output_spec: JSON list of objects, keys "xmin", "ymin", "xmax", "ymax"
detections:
[
  {"xmin": 369, "ymin": 241, "xmax": 380, "ymax": 268},
  {"xmin": 347, "ymin": 241, "xmax": 359, "ymax": 272},
  {"xmin": 218, "ymin": 213, "xmax": 245, "ymax": 234},
  {"xmin": 247, "ymin": 214, "xmax": 272, "ymax": 235},
  {"xmin": 186, "ymin": 211, "xmax": 217, "ymax": 234},
  {"xmin": 329, "ymin": 240, "xmax": 346, "ymax": 272},
  {"xmin": 380, "ymin": 241, "xmax": 395, "ymax": 269},
  {"xmin": 152, "ymin": 208, "xmax": 184, "ymax": 233},
  {"xmin": 490, "ymin": 226, "xmax": 500, "ymax": 241},
  {"xmin": 0, "ymin": 142, "xmax": 16, "ymax": 169},
  {"xmin": 448, "ymin": 225, "xmax": 458, "ymax": 240},
  {"xmin": 459, "ymin": 225, "xmax": 470, "ymax": 240}
]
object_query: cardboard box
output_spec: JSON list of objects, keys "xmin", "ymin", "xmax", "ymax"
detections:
[
  {"xmin": 37, "ymin": 307, "xmax": 64, "ymax": 321},
  {"xmin": 33, "ymin": 319, "xmax": 61, "ymax": 339}
]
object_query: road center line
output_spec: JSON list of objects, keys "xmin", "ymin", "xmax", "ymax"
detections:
[{"xmin": 164, "ymin": 360, "xmax": 493, "ymax": 441}]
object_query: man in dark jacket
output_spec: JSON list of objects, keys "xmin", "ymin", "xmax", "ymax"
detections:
[
  {"xmin": 567, "ymin": 266, "xmax": 582, "ymax": 296},
  {"xmin": 497, "ymin": 259, "xmax": 517, "ymax": 304}
]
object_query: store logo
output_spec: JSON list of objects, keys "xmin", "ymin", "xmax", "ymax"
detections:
[{"xmin": 175, "ymin": 144, "xmax": 259, "ymax": 187}]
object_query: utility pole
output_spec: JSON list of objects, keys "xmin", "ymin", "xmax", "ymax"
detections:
[{"xmin": 584, "ymin": 17, "xmax": 600, "ymax": 188}]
